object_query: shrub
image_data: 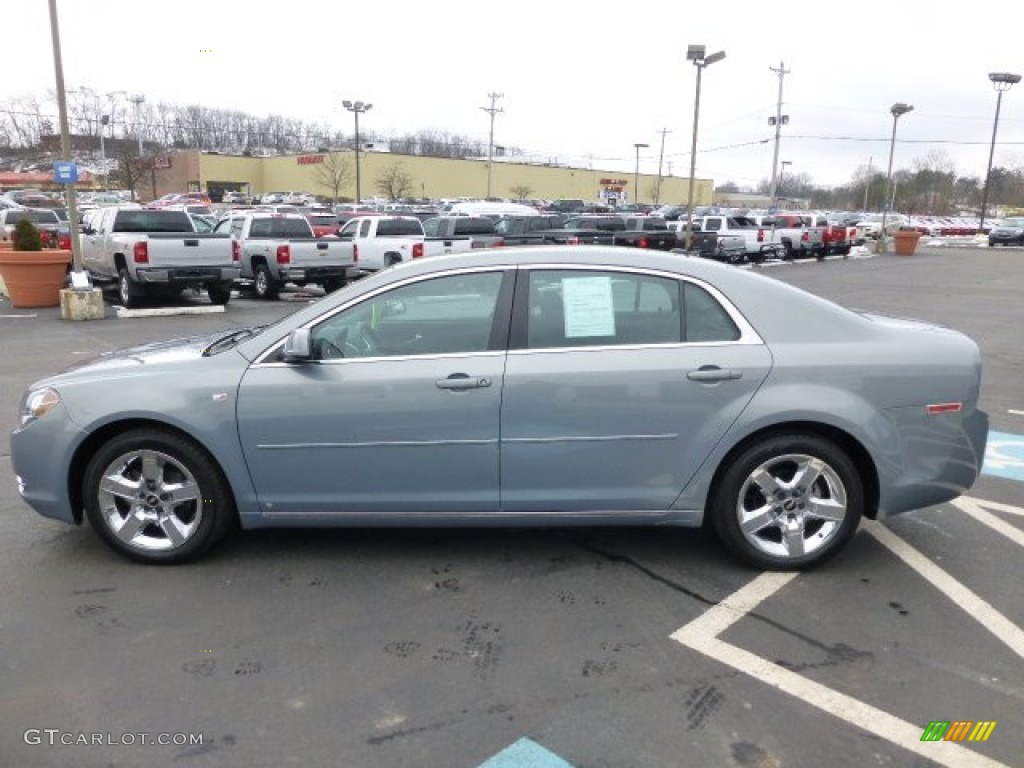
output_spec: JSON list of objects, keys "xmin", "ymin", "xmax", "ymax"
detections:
[{"xmin": 12, "ymin": 218, "xmax": 43, "ymax": 251}]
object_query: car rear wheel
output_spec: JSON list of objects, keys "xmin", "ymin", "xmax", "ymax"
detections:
[
  {"xmin": 118, "ymin": 268, "xmax": 145, "ymax": 308},
  {"xmin": 710, "ymin": 434, "xmax": 863, "ymax": 570},
  {"xmin": 253, "ymin": 263, "xmax": 279, "ymax": 299},
  {"xmin": 321, "ymin": 278, "xmax": 345, "ymax": 293},
  {"xmin": 83, "ymin": 429, "xmax": 235, "ymax": 564},
  {"xmin": 207, "ymin": 282, "xmax": 232, "ymax": 305}
]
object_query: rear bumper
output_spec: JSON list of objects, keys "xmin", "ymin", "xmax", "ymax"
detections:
[
  {"xmin": 137, "ymin": 267, "xmax": 240, "ymax": 284},
  {"xmin": 280, "ymin": 265, "xmax": 358, "ymax": 282}
]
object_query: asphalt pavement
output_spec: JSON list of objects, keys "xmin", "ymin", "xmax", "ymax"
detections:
[{"xmin": 1, "ymin": 249, "xmax": 1021, "ymax": 768}]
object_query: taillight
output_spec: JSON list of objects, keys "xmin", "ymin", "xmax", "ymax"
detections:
[
  {"xmin": 276, "ymin": 244, "xmax": 290, "ymax": 264},
  {"xmin": 412, "ymin": 242, "xmax": 424, "ymax": 258},
  {"xmin": 59, "ymin": 233, "xmax": 71, "ymax": 250},
  {"xmin": 133, "ymin": 242, "xmax": 149, "ymax": 263},
  {"xmin": 231, "ymin": 239, "xmax": 240, "ymax": 262},
  {"xmin": 352, "ymin": 243, "xmax": 358, "ymax": 263},
  {"xmin": 492, "ymin": 238, "xmax": 504, "ymax": 247},
  {"xmin": 757, "ymin": 229, "xmax": 765, "ymax": 242},
  {"xmin": 638, "ymin": 236, "xmax": 649, "ymax": 248},
  {"xmin": 801, "ymin": 231, "xmax": 809, "ymax": 242},
  {"xmin": 567, "ymin": 236, "xmax": 581, "ymax": 245}
]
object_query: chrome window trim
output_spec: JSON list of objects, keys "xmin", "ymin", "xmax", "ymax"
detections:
[{"xmin": 251, "ymin": 264, "xmax": 514, "ymax": 366}]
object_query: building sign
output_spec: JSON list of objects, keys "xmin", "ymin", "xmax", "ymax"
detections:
[
  {"xmin": 297, "ymin": 155, "xmax": 325, "ymax": 165},
  {"xmin": 153, "ymin": 156, "xmax": 172, "ymax": 169},
  {"xmin": 599, "ymin": 178, "xmax": 628, "ymax": 186}
]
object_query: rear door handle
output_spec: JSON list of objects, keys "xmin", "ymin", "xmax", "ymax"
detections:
[
  {"xmin": 687, "ymin": 366, "xmax": 742, "ymax": 382},
  {"xmin": 436, "ymin": 374, "xmax": 492, "ymax": 390}
]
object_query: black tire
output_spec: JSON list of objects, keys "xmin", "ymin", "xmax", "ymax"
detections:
[
  {"xmin": 118, "ymin": 268, "xmax": 145, "ymax": 308},
  {"xmin": 782, "ymin": 241, "xmax": 794, "ymax": 260},
  {"xmin": 83, "ymin": 428, "xmax": 236, "ymax": 564},
  {"xmin": 709, "ymin": 433, "xmax": 864, "ymax": 570},
  {"xmin": 207, "ymin": 282, "xmax": 232, "ymax": 305},
  {"xmin": 321, "ymin": 278, "xmax": 345, "ymax": 293},
  {"xmin": 253, "ymin": 263, "xmax": 279, "ymax": 300}
]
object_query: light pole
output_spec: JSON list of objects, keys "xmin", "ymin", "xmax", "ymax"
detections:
[
  {"xmin": 979, "ymin": 72, "xmax": 1021, "ymax": 234},
  {"xmin": 129, "ymin": 93, "xmax": 145, "ymax": 154},
  {"xmin": 877, "ymin": 102, "xmax": 913, "ymax": 254},
  {"xmin": 684, "ymin": 45, "xmax": 726, "ymax": 250},
  {"xmin": 633, "ymin": 142, "xmax": 649, "ymax": 206},
  {"xmin": 342, "ymin": 99, "xmax": 372, "ymax": 204},
  {"xmin": 99, "ymin": 114, "xmax": 110, "ymax": 191},
  {"xmin": 778, "ymin": 160, "xmax": 791, "ymax": 204}
]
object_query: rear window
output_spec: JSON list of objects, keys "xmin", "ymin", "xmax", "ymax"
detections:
[
  {"xmin": 249, "ymin": 217, "xmax": 312, "ymax": 238},
  {"xmin": 376, "ymin": 218, "xmax": 423, "ymax": 236},
  {"xmin": 7, "ymin": 210, "xmax": 60, "ymax": 224},
  {"xmin": 453, "ymin": 218, "xmax": 497, "ymax": 235},
  {"xmin": 113, "ymin": 210, "xmax": 194, "ymax": 233}
]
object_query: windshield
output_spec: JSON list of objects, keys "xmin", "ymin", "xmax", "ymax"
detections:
[{"xmin": 113, "ymin": 210, "xmax": 194, "ymax": 233}]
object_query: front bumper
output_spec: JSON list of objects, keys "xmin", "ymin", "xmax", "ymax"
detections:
[{"xmin": 10, "ymin": 403, "xmax": 86, "ymax": 524}]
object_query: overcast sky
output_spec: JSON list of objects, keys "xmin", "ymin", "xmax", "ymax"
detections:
[{"xmin": 7, "ymin": 0, "xmax": 1024, "ymax": 190}]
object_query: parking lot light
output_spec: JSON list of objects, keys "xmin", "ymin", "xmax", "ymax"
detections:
[
  {"xmin": 342, "ymin": 100, "xmax": 372, "ymax": 204},
  {"xmin": 633, "ymin": 143, "xmax": 649, "ymax": 206},
  {"xmin": 877, "ymin": 102, "xmax": 913, "ymax": 254},
  {"xmin": 979, "ymin": 72, "xmax": 1021, "ymax": 235},
  {"xmin": 684, "ymin": 45, "xmax": 726, "ymax": 250}
]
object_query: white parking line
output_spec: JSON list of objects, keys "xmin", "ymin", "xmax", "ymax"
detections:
[
  {"xmin": 865, "ymin": 522, "xmax": 1023, "ymax": 659},
  {"xmin": 670, "ymin": 515, "xmax": 1021, "ymax": 768},
  {"xmin": 1008, "ymin": 409, "xmax": 1024, "ymax": 417},
  {"xmin": 951, "ymin": 497, "xmax": 1024, "ymax": 547}
]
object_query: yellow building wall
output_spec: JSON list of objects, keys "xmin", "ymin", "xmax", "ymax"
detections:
[{"xmin": 194, "ymin": 151, "xmax": 712, "ymax": 207}]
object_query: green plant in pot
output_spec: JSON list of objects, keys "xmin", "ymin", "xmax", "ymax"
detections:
[{"xmin": 12, "ymin": 217, "xmax": 44, "ymax": 251}]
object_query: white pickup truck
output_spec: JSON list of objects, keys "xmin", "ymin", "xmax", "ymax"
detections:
[
  {"xmin": 213, "ymin": 212, "xmax": 358, "ymax": 299},
  {"xmin": 337, "ymin": 215, "xmax": 474, "ymax": 274},
  {"xmin": 80, "ymin": 206, "xmax": 240, "ymax": 308},
  {"xmin": 695, "ymin": 215, "xmax": 785, "ymax": 262}
]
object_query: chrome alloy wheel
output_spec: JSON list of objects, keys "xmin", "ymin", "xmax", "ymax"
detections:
[
  {"xmin": 734, "ymin": 453, "xmax": 847, "ymax": 560},
  {"xmin": 97, "ymin": 449, "xmax": 204, "ymax": 552}
]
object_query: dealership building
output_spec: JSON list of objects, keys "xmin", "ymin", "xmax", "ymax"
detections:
[{"xmin": 146, "ymin": 149, "xmax": 714, "ymax": 207}]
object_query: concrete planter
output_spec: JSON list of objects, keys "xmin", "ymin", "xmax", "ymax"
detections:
[{"xmin": 0, "ymin": 250, "xmax": 72, "ymax": 308}]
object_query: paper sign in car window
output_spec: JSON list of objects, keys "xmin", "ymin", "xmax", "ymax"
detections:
[{"xmin": 563, "ymin": 276, "xmax": 616, "ymax": 338}]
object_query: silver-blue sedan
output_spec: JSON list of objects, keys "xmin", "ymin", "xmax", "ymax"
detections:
[{"xmin": 11, "ymin": 247, "xmax": 989, "ymax": 569}]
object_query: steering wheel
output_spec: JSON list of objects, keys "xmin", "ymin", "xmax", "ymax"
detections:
[{"xmin": 350, "ymin": 321, "xmax": 383, "ymax": 355}]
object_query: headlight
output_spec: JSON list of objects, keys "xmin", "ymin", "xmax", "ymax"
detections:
[{"xmin": 20, "ymin": 388, "xmax": 62, "ymax": 426}]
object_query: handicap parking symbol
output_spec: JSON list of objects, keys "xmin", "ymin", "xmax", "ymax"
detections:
[{"xmin": 982, "ymin": 430, "xmax": 1024, "ymax": 483}]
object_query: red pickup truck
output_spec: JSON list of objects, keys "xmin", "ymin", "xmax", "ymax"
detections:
[{"xmin": 766, "ymin": 213, "xmax": 851, "ymax": 257}]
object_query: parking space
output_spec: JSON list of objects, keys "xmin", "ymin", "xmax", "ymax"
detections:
[{"xmin": 1, "ymin": 245, "xmax": 1022, "ymax": 767}]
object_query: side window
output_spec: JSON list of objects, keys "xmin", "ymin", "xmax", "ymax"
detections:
[
  {"xmin": 310, "ymin": 271, "xmax": 506, "ymax": 360},
  {"xmin": 359, "ymin": 219, "xmax": 372, "ymax": 237},
  {"xmin": 526, "ymin": 270, "xmax": 681, "ymax": 349},
  {"xmin": 683, "ymin": 282, "xmax": 740, "ymax": 343},
  {"xmin": 338, "ymin": 220, "xmax": 358, "ymax": 238},
  {"xmin": 230, "ymin": 219, "xmax": 244, "ymax": 238},
  {"xmin": 213, "ymin": 218, "xmax": 230, "ymax": 234},
  {"xmin": 423, "ymin": 218, "xmax": 439, "ymax": 236},
  {"xmin": 705, "ymin": 218, "xmax": 721, "ymax": 231}
]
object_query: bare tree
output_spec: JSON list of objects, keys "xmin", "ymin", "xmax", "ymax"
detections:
[
  {"xmin": 509, "ymin": 184, "xmax": 533, "ymax": 201},
  {"xmin": 316, "ymin": 152, "xmax": 354, "ymax": 202},
  {"xmin": 109, "ymin": 145, "xmax": 151, "ymax": 201},
  {"xmin": 375, "ymin": 162, "xmax": 414, "ymax": 200}
]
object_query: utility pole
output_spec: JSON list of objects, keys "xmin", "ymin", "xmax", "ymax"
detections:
[
  {"xmin": 863, "ymin": 156, "xmax": 872, "ymax": 211},
  {"xmin": 655, "ymin": 128, "xmax": 671, "ymax": 204},
  {"xmin": 481, "ymin": 92, "xmax": 503, "ymax": 199},
  {"xmin": 768, "ymin": 61, "xmax": 791, "ymax": 205},
  {"xmin": 128, "ymin": 94, "xmax": 145, "ymax": 154}
]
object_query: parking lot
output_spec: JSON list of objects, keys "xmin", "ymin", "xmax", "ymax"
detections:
[{"xmin": 1, "ymin": 246, "xmax": 1021, "ymax": 768}]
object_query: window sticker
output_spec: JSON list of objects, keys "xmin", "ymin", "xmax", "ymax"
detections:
[{"xmin": 562, "ymin": 276, "xmax": 616, "ymax": 338}]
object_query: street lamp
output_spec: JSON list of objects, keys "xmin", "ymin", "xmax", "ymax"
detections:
[
  {"xmin": 877, "ymin": 102, "xmax": 913, "ymax": 254},
  {"xmin": 633, "ymin": 142, "xmax": 649, "ymax": 206},
  {"xmin": 684, "ymin": 44, "xmax": 726, "ymax": 250},
  {"xmin": 100, "ymin": 114, "xmax": 110, "ymax": 191},
  {"xmin": 778, "ymin": 160, "xmax": 792, "ymax": 204},
  {"xmin": 979, "ymin": 72, "xmax": 1021, "ymax": 234},
  {"xmin": 342, "ymin": 99, "xmax": 372, "ymax": 204}
]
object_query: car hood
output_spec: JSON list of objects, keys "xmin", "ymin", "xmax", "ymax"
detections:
[{"xmin": 49, "ymin": 331, "xmax": 232, "ymax": 379}]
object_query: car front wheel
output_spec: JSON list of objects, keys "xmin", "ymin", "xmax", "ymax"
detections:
[
  {"xmin": 118, "ymin": 268, "xmax": 144, "ymax": 308},
  {"xmin": 710, "ymin": 434, "xmax": 863, "ymax": 570},
  {"xmin": 83, "ymin": 428, "xmax": 235, "ymax": 564},
  {"xmin": 253, "ymin": 264, "xmax": 279, "ymax": 299}
]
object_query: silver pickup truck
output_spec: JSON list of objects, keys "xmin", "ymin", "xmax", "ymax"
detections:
[
  {"xmin": 80, "ymin": 206, "xmax": 240, "ymax": 308},
  {"xmin": 213, "ymin": 212, "xmax": 358, "ymax": 299}
]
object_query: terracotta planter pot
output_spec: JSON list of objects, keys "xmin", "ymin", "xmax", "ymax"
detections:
[
  {"xmin": 893, "ymin": 230, "xmax": 922, "ymax": 256},
  {"xmin": 0, "ymin": 250, "xmax": 72, "ymax": 308}
]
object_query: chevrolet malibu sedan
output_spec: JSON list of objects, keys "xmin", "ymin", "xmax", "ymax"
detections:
[{"xmin": 11, "ymin": 247, "xmax": 989, "ymax": 569}]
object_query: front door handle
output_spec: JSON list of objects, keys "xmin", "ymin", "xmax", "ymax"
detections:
[
  {"xmin": 436, "ymin": 374, "xmax": 491, "ymax": 390},
  {"xmin": 686, "ymin": 366, "xmax": 742, "ymax": 382}
]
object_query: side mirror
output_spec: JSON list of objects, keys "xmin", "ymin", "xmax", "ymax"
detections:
[{"xmin": 282, "ymin": 328, "xmax": 312, "ymax": 362}]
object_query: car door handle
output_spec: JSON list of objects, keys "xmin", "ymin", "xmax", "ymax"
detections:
[
  {"xmin": 686, "ymin": 366, "xmax": 742, "ymax": 382},
  {"xmin": 436, "ymin": 374, "xmax": 491, "ymax": 390}
]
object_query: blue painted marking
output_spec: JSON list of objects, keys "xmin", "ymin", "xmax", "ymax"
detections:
[
  {"xmin": 477, "ymin": 738, "xmax": 575, "ymax": 768},
  {"xmin": 982, "ymin": 430, "xmax": 1024, "ymax": 483}
]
